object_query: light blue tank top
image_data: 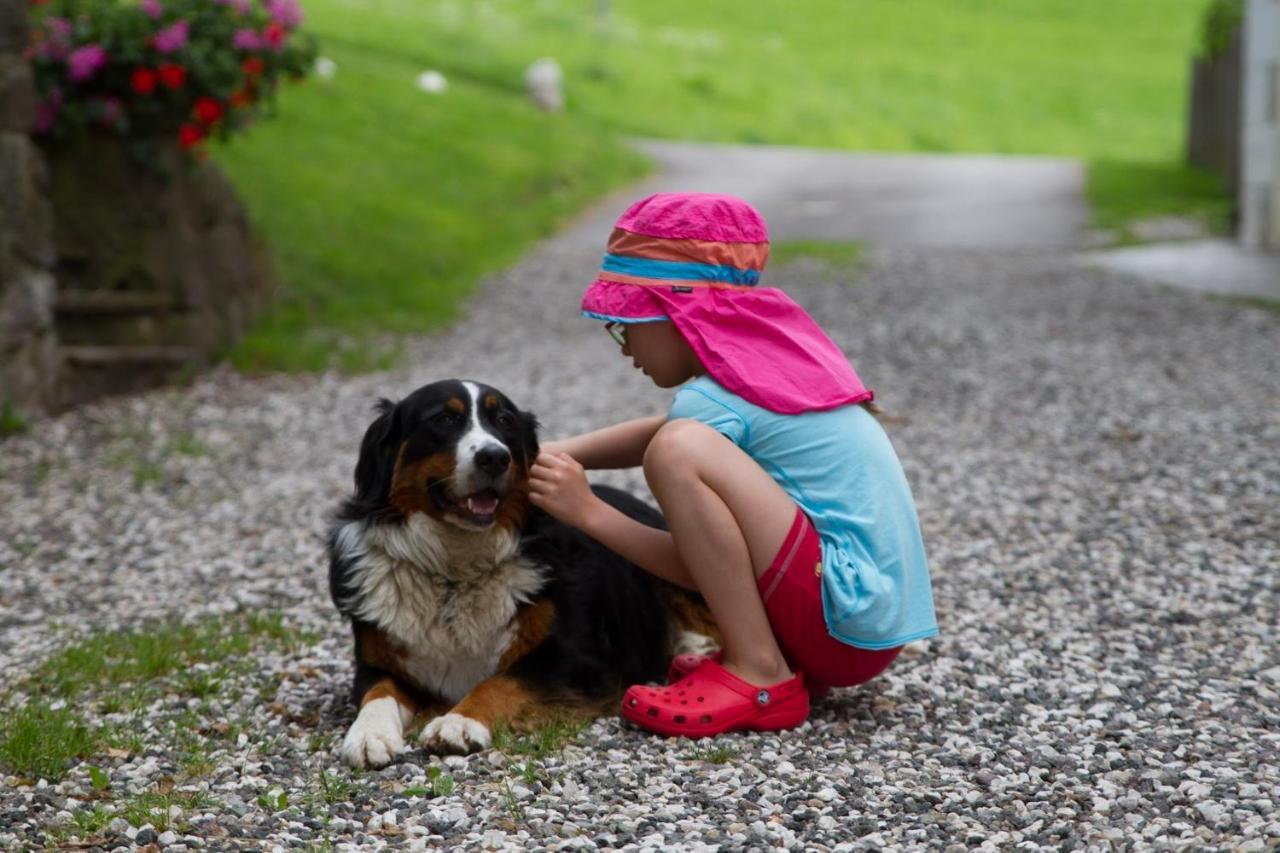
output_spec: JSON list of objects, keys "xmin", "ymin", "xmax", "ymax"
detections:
[{"xmin": 669, "ymin": 376, "xmax": 938, "ymax": 650}]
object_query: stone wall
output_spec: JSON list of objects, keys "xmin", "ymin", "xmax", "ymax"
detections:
[{"xmin": 0, "ymin": 0, "xmax": 59, "ymax": 416}]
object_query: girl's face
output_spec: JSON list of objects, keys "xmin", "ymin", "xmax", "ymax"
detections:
[{"xmin": 615, "ymin": 321, "xmax": 702, "ymax": 388}]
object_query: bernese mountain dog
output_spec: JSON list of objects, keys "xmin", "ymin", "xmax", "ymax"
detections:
[{"xmin": 329, "ymin": 379, "xmax": 718, "ymax": 767}]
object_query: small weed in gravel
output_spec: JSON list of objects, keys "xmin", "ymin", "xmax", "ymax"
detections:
[
  {"xmin": 491, "ymin": 715, "xmax": 587, "ymax": 758},
  {"xmin": 0, "ymin": 701, "xmax": 94, "ymax": 780},
  {"xmin": 310, "ymin": 769, "xmax": 370, "ymax": 806},
  {"xmin": 170, "ymin": 430, "xmax": 211, "ymax": 457},
  {"xmin": 120, "ymin": 788, "xmax": 212, "ymax": 833},
  {"xmin": 0, "ymin": 613, "xmax": 320, "ymax": 782},
  {"xmin": 686, "ymin": 744, "xmax": 742, "ymax": 764}
]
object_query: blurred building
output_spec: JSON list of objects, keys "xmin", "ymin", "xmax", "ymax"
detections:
[{"xmin": 1240, "ymin": 0, "xmax": 1279, "ymax": 249}]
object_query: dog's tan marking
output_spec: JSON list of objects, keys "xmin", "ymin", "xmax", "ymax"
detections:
[
  {"xmin": 494, "ymin": 485, "xmax": 531, "ymax": 538},
  {"xmin": 355, "ymin": 624, "xmax": 408, "ymax": 677},
  {"xmin": 450, "ymin": 675, "xmax": 538, "ymax": 731},
  {"xmin": 662, "ymin": 587, "xmax": 721, "ymax": 644},
  {"xmin": 484, "ymin": 394, "xmax": 498, "ymax": 410},
  {"xmin": 497, "ymin": 598, "xmax": 557, "ymax": 670},
  {"xmin": 362, "ymin": 677, "xmax": 418, "ymax": 714},
  {"xmin": 446, "ymin": 397, "xmax": 465, "ymax": 413},
  {"xmin": 389, "ymin": 445, "xmax": 455, "ymax": 518}
]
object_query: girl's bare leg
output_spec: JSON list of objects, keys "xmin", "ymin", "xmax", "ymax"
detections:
[{"xmin": 643, "ymin": 419, "xmax": 801, "ymax": 686}]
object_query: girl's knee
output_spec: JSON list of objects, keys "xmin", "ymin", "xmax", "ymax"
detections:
[{"xmin": 643, "ymin": 419, "xmax": 716, "ymax": 478}]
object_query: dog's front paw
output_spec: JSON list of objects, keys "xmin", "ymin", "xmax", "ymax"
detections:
[
  {"xmin": 340, "ymin": 699, "xmax": 408, "ymax": 768},
  {"xmin": 419, "ymin": 712, "xmax": 491, "ymax": 755}
]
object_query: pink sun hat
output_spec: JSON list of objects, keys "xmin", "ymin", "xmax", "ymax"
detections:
[{"xmin": 581, "ymin": 192, "xmax": 873, "ymax": 414}]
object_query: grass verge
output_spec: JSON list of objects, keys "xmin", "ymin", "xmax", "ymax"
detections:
[
  {"xmin": 770, "ymin": 240, "xmax": 864, "ymax": 271},
  {"xmin": 214, "ymin": 39, "xmax": 649, "ymax": 372},
  {"xmin": 1086, "ymin": 159, "xmax": 1234, "ymax": 244}
]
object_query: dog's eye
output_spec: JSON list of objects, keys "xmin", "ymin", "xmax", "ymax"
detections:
[
  {"xmin": 430, "ymin": 411, "xmax": 460, "ymax": 428},
  {"xmin": 494, "ymin": 411, "xmax": 516, "ymax": 430}
]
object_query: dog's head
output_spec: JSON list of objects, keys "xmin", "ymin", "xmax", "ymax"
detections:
[{"xmin": 348, "ymin": 379, "xmax": 539, "ymax": 532}]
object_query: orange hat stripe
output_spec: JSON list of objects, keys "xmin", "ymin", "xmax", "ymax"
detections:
[{"xmin": 607, "ymin": 228, "xmax": 770, "ymax": 271}]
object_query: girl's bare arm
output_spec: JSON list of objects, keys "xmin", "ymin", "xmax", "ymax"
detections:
[
  {"xmin": 540, "ymin": 415, "xmax": 666, "ymax": 470},
  {"xmin": 529, "ymin": 451, "xmax": 695, "ymax": 588}
]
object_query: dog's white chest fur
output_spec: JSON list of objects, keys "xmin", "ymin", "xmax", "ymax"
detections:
[{"xmin": 336, "ymin": 515, "xmax": 545, "ymax": 704}]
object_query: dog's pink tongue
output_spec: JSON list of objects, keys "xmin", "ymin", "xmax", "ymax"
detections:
[{"xmin": 466, "ymin": 494, "xmax": 499, "ymax": 515}]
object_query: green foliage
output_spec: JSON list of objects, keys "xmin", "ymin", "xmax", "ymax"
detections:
[
  {"xmin": 0, "ymin": 701, "xmax": 94, "ymax": 780},
  {"xmin": 0, "ymin": 401, "xmax": 28, "ymax": 438},
  {"xmin": 1087, "ymin": 159, "xmax": 1233, "ymax": 242},
  {"xmin": 1200, "ymin": 0, "xmax": 1245, "ymax": 58}
]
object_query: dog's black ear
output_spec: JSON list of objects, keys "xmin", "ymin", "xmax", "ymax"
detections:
[
  {"xmin": 353, "ymin": 398, "xmax": 401, "ymax": 506},
  {"xmin": 518, "ymin": 410, "xmax": 540, "ymax": 467}
]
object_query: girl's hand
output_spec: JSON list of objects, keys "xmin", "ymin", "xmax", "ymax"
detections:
[{"xmin": 529, "ymin": 452, "xmax": 601, "ymax": 530}]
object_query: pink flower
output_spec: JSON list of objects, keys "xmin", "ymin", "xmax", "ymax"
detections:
[
  {"xmin": 67, "ymin": 44, "xmax": 108, "ymax": 81},
  {"xmin": 139, "ymin": 0, "xmax": 163, "ymax": 19},
  {"xmin": 265, "ymin": 0, "xmax": 303, "ymax": 29},
  {"xmin": 152, "ymin": 19, "xmax": 189, "ymax": 53},
  {"xmin": 232, "ymin": 28, "xmax": 262, "ymax": 50},
  {"xmin": 39, "ymin": 16, "xmax": 72, "ymax": 60}
]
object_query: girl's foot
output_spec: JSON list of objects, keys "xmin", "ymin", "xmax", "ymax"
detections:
[
  {"xmin": 668, "ymin": 652, "xmax": 831, "ymax": 699},
  {"xmin": 624, "ymin": 659, "xmax": 809, "ymax": 737}
]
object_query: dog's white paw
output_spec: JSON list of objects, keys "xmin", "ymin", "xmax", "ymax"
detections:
[
  {"xmin": 673, "ymin": 630, "xmax": 719, "ymax": 658},
  {"xmin": 419, "ymin": 712, "xmax": 491, "ymax": 755},
  {"xmin": 340, "ymin": 697, "xmax": 408, "ymax": 768}
]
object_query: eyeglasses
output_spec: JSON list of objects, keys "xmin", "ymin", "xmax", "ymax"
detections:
[{"xmin": 604, "ymin": 322, "xmax": 627, "ymax": 346}]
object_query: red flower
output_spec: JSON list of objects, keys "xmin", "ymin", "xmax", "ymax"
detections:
[
  {"xmin": 131, "ymin": 67, "xmax": 158, "ymax": 95},
  {"xmin": 178, "ymin": 123, "xmax": 204, "ymax": 149},
  {"xmin": 158, "ymin": 63, "xmax": 187, "ymax": 90},
  {"xmin": 263, "ymin": 22, "xmax": 285, "ymax": 49},
  {"xmin": 193, "ymin": 97, "xmax": 224, "ymax": 125},
  {"xmin": 241, "ymin": 56, "xmax": 265, "ymax": 77},
  {"xmin": 228, "ymin": 89, "xmax": 253, "ymax": 109}
]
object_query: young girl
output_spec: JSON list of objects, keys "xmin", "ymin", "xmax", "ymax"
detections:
[{"xmin": 528, "ymin": 192, "xmax": 937, "ymax": 738}]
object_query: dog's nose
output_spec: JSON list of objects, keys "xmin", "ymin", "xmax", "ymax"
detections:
[{"xmin": 474, "ymin": 446, "xmax": 511, "ymax": 476}]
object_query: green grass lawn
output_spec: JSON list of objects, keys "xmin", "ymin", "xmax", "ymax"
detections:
[{"xmin": 216, "ymin": 0, "xmax": 1217, "ymax": 370}]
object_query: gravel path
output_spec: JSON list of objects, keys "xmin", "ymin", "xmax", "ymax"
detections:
[{"xmin": 2, "ymin": 229, "xmax": 1278, "ymax": 850}]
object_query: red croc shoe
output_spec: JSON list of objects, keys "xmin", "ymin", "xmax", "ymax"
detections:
[
  {"xmin": 623, "ymin": 659, "xmax": 809, "ymax": 738},
  {"xmin": 668, "ymin": 652, "xmax": 831, "ymax": 700}
]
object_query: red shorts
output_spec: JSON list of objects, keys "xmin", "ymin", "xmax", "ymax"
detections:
[{"xmin": 757, "ymin": 509, "xmax": 901, "ymax": 689}]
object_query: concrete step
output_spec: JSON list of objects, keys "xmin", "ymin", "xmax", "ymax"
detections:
[
  {"xmin": 54, "ymin": 291, "xmax": 180, "ymax": 314},
  {"xmin": 61, "ymin": 345, "xmax": 197, "ymax": 366}
]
